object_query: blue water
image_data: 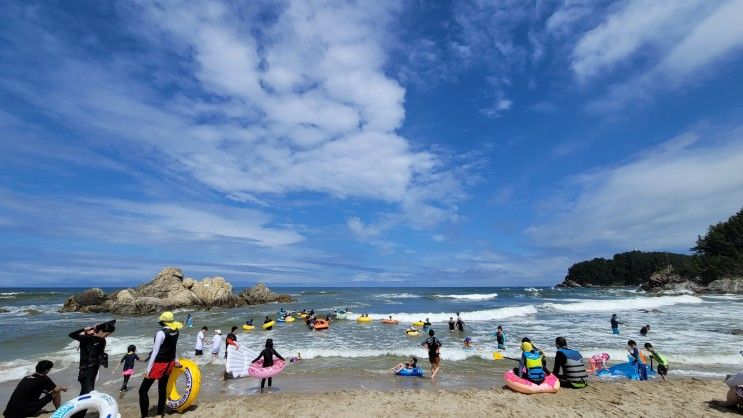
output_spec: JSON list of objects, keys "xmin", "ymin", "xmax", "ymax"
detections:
[{"xmin": 0, "ymin": 286, "xmax": 741, "ymax": 401}]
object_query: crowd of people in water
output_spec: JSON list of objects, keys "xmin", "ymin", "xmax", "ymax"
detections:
[{"xmin": 3, "ymin": 310, "xmax": 742, "ymax": 417}]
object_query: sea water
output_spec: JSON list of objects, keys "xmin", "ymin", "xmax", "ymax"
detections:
[{"xmin": 0, "ymin": 287, "xmax": 741, "ymax": 404}]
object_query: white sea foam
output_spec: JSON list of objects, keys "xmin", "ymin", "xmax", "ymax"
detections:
[
  {"xmin": 431, "ymin": 293, "xmax": 499, "ymax": 301},
  {"xmin": 374, "ymin": 293, "xmax": 419, "ymax": 299},
  {"xmin": 541, "ymin": 295, "xmax": 703, "ymax": 313},
  {"xmin": 0, "ymin": 292, "xmax": 24, "ymax": 296},
  {"xmin": 365, "ymin": 305, "xmax": 536, "ymax": 323},
  {"xmin": 524, "ymin": 288, "xmax": 539, "ymax": 293},
  {"xmin": 0, "ymin": 304, "xmax": 62, "ymax": 315}
]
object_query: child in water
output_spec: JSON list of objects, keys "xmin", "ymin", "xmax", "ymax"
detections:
[
  {"xmin": 251, "ymin": 339, "xmax": 285, "ymax": 392},
  {"xmin": 463, "ymin": 337, "xmax": 475, "ymax": 350},
  {"xmin": 290, "ymin": 352, "xmax": 302, "ymax": 363},
  {"xmin": 495, "ymin": 326, "xmax": 506, "ymax": 350},
  {"xmin": 393, "ymin": 357, "xmax": 417, "ymax": 373},
  {"xmin": 112, "ymin": 344, "xmax": 142, "ymax": 392},
  {"xmin": 644, "ymin": 343, "xmax": 669, "ymax": 382}
]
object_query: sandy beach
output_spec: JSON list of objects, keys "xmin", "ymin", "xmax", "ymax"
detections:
[{"xmin": 33, "ymin": 379, "xmax": 737, "ymax": 417}]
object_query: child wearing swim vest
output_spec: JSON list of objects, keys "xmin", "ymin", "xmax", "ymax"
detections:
[{"xmin": 644, "ymin": 343, "xmax": 669, "ymax": 382}]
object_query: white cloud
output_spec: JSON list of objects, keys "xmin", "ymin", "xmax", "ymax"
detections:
[
  {"xmin": 526, "ymin": 125, "xmax": 743, "ymax": 250},
  {"xmin": 0, "ymin": 1, "xmax": 462, "ymax": 229}
]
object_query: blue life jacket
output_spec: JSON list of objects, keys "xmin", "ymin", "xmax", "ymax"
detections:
[{"xmin": 523, "ymin": 351, "xmax": 545, "ymax": 381}]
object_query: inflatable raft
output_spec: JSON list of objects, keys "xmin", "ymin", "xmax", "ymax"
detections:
[
  {"xmin": 396, "ymin": 367, "xmax": 424, "ymax": 377},
  {"xmin": 503, "ymin": 370, "xmax": 560, "ymax": 394},
  {"xmin": 313, "ymin": 319, "xmax": 329, "ymax": 330},
  {"xmin": 242, "ymin": 324, "xmax": 255, "ymax": 331},
  {"xmin": 262, "ymin": 320, "xmax": 275, "ymax": 330},
  {"xmin": 249, "ymin": 359, "xmax": 286, "ymax": 379},
  {"xmin": 381, "ymin": 319, "xmax": 399, "ymax": 324},
  {"xmin": 51, "ymin": 391, "xmax": 120, "ymax": 418},
  {"xmin": 356, "ymin": 315, "xmax": 372, "ymax": 323}
]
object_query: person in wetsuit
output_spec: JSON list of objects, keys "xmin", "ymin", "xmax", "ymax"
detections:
[
  {"xmin": 448, "ymin": 317, "xmax": 455, "ymax": 331},
  {"xmin": 68, "ymin": 320, "xmax": 115, "ymax": 418},
  {"xmin": 455, "ymin": 315, "xmax": 465, "ymax": 332},
  {"xmin": 640, "ymin": 324, "xmax": 650, "ymax": 337},
  {"xmin": 225, "ymin": 326, "xmax": 239, "ymax": 358},
  {"xmin": 139, "ymin": 311, "xmax": 181, "ymax": 418},
  {"xmin": 251, "ymin": 339, "xmax": 285, "ymax": 392},
  {"xmin": 263, "ymin": 316, "xmax": 273, "ymax": 330}
]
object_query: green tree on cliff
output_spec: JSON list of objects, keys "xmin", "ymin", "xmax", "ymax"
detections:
[{"xmin": 692, "ymin": 207, "xmax": 743, "ymax": 284}]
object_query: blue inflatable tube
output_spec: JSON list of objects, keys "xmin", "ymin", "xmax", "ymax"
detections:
[
  {"xmin": 396, "ymin": 367, "xmax": 424, "ymax": 377},
  {"xmin": 598, "ymin": 355, "xmax": 656, "ymax": 380}
]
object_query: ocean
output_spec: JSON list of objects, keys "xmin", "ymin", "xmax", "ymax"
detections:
[{"xmin": 0, "ymin": 287, "xmax": 741, "ymax": 404}]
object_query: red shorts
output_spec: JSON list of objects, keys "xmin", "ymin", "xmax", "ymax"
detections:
[{"xmin": 147, "ymin": 361, "xmax": 174, "ymax": 379}]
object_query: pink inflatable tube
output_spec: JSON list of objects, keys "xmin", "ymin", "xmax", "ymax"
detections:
[
  {"xmin": 249, "ymin": 359, "xmax": 286, "ymax": 379},
  {"xmin": 503, "ymin": 370, "xmax": 560, "ymax": 394}
]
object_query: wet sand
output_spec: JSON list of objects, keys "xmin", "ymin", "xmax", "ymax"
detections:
[{"xmin": 34, "ymin": 379, "xmax": 738, "ymax": 417}]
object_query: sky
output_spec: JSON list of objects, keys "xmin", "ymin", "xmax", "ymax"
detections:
[{"xmin": 1, "ymin": 0, "xmax": 743, "ymax": 287}]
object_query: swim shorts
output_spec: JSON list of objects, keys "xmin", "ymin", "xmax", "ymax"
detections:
[{"xmin": 147, "ymin": 361, "xmax": 174, "ymax": 379}]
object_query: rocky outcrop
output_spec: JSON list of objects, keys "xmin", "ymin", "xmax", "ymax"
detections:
[
  {"xmin": 702, "ymin": 277, "xmax": 743, "ymax": 294},
  {"xmin": 639, "ymin": 266, "xmax": 701, "ymax": 294},
  {"xmin": 239, "ymin": 282, "xmax": 295, "ymax": 305},
  {"xmin": 60, "ymin": 267, "xmax": 295, "ymax": 314}
]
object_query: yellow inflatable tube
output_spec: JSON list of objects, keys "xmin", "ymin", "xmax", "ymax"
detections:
[
  {"xmin": 356, "ymin": 316, "xmax": 372, "ymax": 323},
  {"xmin": 284, "ymin": 316, "xmax": 295, "ymax": 322},
  {"xmin": 412, "ymin": 321, "xmax": 424, "ymax": 326},
  {"xmin": 242, "ymin": 325, "xmax": 255, "ymax": 331},
  {"xmin": 167, "ymin": 359, "xmax": 201, "ymax": 413},
  {"xmin": 262, "ymin": 320, "xmax": 276, "ymax": 329}
]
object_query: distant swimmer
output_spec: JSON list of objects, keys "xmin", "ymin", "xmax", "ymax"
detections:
[
  {"xmin": 263, "ymin": 316, "xmax": 273, "ymax": 331},
  {"xmin": 610, "ymin": 314, "xmax": 624, "ymax": 335},
  {"xmin": 495, "ymin": 325, "xmax": 506, "ymax": 350},
  {"xmin": 448, "ymin": 317, "xmax": 455, "ymax": 331},
  {"xmin": 423, "ymin": 318, "xmax": 431, "ymax": 328},
  {"xmin": 640, "ymin": 324, "xmax": 650, "ymax": 337},
  {"xmin": 456, "ymin": 316, "xmax": 465, "ymax": 332}
]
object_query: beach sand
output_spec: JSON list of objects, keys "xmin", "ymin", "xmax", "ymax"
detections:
[{"xmin": 37, "ymin": 379, "xmax": 738, "ymax": 417}]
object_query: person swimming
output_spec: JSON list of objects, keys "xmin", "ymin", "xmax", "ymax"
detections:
[
  {"xmin": 393, "ymin": 357, "xmax": 418, "ymax": 373},
  {"xmin": 263, "ymin": 316, "xmax": 273, "ymax": 330}
]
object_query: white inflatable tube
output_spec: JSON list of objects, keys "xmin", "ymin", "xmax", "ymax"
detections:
[{"xmin": 51, "ymin": 391, "xmax": 121, "ymax": 418}]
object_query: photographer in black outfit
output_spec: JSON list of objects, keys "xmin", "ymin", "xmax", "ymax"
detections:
[{"xmin": 68, "ymin": 320, "xmax": 115, "ymax": 418}]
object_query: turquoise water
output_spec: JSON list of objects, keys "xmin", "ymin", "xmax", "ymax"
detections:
[{"xmin": 0, "ymin": 286, "xmax": 741, "ymax": 403}]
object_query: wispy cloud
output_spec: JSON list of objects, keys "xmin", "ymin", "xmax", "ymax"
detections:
[{"xmin": 527, "ymin": 124, "xmax": 743, "ymax": 250}]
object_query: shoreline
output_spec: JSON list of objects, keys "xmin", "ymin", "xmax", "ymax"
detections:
[{"xmin": 34, "ymin": 379, "xmax": 738, "ymax": 417}]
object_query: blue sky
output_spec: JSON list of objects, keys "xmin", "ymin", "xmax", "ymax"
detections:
[{"xmin": 1, "ymin": 1, "xmax": 743, "ymax": 287}]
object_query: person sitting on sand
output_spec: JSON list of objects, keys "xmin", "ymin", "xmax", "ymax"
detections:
[
  {"xmin": 422, "ymin": 330, "xmax": 442, "ymax": 379},
  {"xmin": 644, "ymin": 343, "xmax": 669, "ymax": 382},
  {"xmin": 393, "ymin": 357, "xmax": 418, "ymax": 373},
  {"xmin": 627, "ymin": 340, "xmax": 648, "ymax": 381},
  {"xmin": 552, "ymin": 337, "xmax": 588, "ymax": 389},
  {"xmin": 517, "ymin": 342, "xmax": 546, "ymax": 384},
  {"xmin": 495, "ymin": 326, "xmax": 506, "ymax": 350},
  {"xmin": 252, "ymin": 339, "xmax": 285, "ymax": 393},
  {"xmin": 640, "ymin": 324, "xmax": 650, "ymax": 337},
  {"xmin": 3, "ymin": 360, "xmax": 67, "ymax": 418}
]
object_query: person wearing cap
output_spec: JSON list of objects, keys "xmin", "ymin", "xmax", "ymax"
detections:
[
  {"xmin": 3, "ymin": 360, "xmax": 67, "ymax": 418},
  {"xmin": 68, "ymin": 320, "xmax": 115, "ymax": 418},
  {"xmin": 463, "ymin": 337, "xmax": 474, "ymax": 349},
  {"xmin": 211, "ymin": 329, "xmax": 223, "ymax": 359},
  {"xmin": 517, "ymin": 341, "xmax": 547, "ymax": 384},
  {"xmin": 139, "ymin": 311, "xmax": 182, "ymax": 418}
]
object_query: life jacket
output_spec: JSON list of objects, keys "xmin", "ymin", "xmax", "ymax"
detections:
[
  {"xmin": 154, "ymin": 327, "xmax": 179, "ymax": 362},
  {"xmin": 523, "ymin": 351, "xmax": 545, "ymax": 381},
  {"xmin": 557, "ymin": 348, "xmax": 588, "ymax": 385},
  {"xmin": 650, "ymin": 350, "xmax": 669, "ymax": 367}
]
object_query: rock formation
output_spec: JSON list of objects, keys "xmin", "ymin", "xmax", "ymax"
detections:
[
  {"xmin": 700, "ymin": 277, "xmax": 743, "ymax": 294},
  {"xmin": 60, "ymin": 267, "xmax": 295, "ymax": 314},
  {"xmin": 639, "ymin": 266, "xmax": 701, "ymax": 294}
]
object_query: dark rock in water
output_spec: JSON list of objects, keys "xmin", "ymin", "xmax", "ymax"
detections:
[
  {"xmin": 24, "ymin": 309, "xmax": 42, "ymax": 315},
  {"xmin": 59, "ymin": 267, "xmax": 295, "ymax": 314},
  {"xmin": 0, "ymin": 308, "xmax": 9, "ymax": 313},
  {"xmin": 555, "ymin": 279, "xmax": 582, "ymax": 288},
  {"xmin": 729, "ymin": 329, "xmax": 743, "ymax": 336},
  {"xmin": 239, "ymin": 282, "xmax": 296, "ymax": 305},
  {"xmin": 638, "ymin": 309, "xmax": 663, "ymax": 313}
]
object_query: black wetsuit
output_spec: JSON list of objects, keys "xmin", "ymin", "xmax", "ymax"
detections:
[
  {"xmin": 252, "ymin": 348, "xmax": 285, "ymax": 389},
  {"xmin": 640, "ymin": 326, "xmax": 649, "ymax": 336},
  {"xmin": 456, "ymin": 318, "xmax": 464, "ymax": 331},
  {"xmin": 68, "ymin": 329, "xmax": 107, "ymax": 418},
  {"xmin": 448, "ymin": 320, "xmax": 455, "ymax": 330}
]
